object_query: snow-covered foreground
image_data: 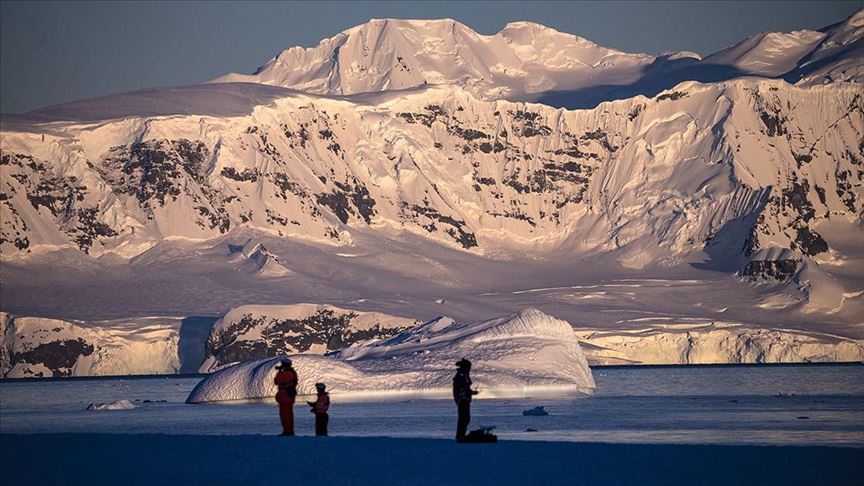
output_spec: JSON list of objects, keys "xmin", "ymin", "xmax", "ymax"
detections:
[
  {"xmin": 3, "ymin": 434, "xmax": 861, "ymax": 486},
  {"xmin": 188, "ymin": 309, "xmax": 595, "ymax": 403}
]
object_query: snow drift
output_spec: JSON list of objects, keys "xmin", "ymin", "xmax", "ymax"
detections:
[{"xmin": 186, "ymin": 308, "xmax": 595, "ymax": 403}]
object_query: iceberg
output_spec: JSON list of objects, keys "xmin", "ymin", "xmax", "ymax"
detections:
[
  {"xmin": 86, "ymin": 399, "xmax": 136, "ymax": 411},
  {"xmin": 186, "ymin": 308, "xmax": 595, "ymax": 403},
  {"xmin": 523, "ymin": 406, "xmax": 550, "ymax": 416}
]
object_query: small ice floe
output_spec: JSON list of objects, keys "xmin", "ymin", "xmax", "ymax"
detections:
[
  {"xmin": 522, "ymin": 406, "xmax": 549, "ymax": 416},
  {"xmin": 86, "ymin": 399, "xmax": 136, "ymax": 411},
  {"xmin": 435, "ymin": 298, "xmax": 446, "ymax": 304}
]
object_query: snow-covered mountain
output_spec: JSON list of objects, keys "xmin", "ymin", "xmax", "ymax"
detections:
[
  {"xmin": 212, "ymin": 11, "xmax": 864, "ymax": 107},
  {"xmin": 212, "ymin": 18, "xmax": 653, "ymax": 107},
  {"xmin": 1, "ymin": 12, "xmax": 863, "ymax": 377},
  {"xmin": 2, "ymin": 79, "xmax": 861, "ymax": 307}
]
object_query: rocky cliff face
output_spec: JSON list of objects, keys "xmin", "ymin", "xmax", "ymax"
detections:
[
  {"xmin": 200, "ymin": 304, "xmax": 417, "ymax": 372},
  {"xmin": 2, "ymin": 81, "xmax": 861, "ymax": 277}
]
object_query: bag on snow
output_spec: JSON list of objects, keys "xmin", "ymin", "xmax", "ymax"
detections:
[{"xmin": 460, "ymin": 427, "xmax": 498, "ymax": 443}]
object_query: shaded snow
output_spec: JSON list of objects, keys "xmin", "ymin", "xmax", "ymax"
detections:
[{"xmin": 4, "ymin": 434, "xmax": 861, "ymax": 486}]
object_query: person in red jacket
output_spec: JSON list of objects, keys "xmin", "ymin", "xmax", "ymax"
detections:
[
  {"xmin": 274, "ymin": 359, "xmax": 298, "ymax": 436},
  {"xmin": 307, "ymin": 382, "xmax": 330, "ymax": 436}
]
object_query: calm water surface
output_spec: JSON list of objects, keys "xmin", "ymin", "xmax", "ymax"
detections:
[{"xmin": 2, "ymin": 365, "xmax": 862, "ymax": 446}]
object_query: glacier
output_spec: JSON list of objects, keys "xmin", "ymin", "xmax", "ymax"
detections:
[
  {"xmin": 186, "ymin": 308, "xmax": 596, "ymax": 403},
  {"xmin": 0, "ymin": 312, "xmax": 180, "ymax": 378},
  {"xmin": 575, "ymin": 323, "xmax": 864, "ymax": 365}
]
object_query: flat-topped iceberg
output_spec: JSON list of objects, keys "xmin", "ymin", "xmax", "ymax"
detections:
[{"xmin": 186, "ymin": 308, "xmax": 595, "ymax": 403}]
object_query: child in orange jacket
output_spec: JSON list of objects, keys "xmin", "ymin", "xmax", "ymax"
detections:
[{"xmin": 307, "ymin": 382, "xmax": 330, "ymax": 436}]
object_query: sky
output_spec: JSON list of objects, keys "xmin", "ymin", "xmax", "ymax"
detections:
[{"xmin": 1, "ymin": 1, "xmax": 860, "ymax": 114}]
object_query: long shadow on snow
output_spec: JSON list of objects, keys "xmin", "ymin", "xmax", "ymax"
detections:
[{"xmin": 179, "ymin": 316, "xmax": 219, "ymax": 373}]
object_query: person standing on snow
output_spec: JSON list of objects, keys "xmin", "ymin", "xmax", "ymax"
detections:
[
  {"xmin": 307, "ymin": 382, "xmax": 331, "ymax": 436},
  {"xmin": 453, "ymin": 358, "xmax": 478, "ymax": 442},
  {"xmin": 274, "ymin": 359, "xmax": 298, "ymax": 436}
]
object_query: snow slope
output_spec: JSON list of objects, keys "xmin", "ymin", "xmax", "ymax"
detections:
[{"xmin": 186, "ymin": 308, "xmax": 595, "ymax": 403}]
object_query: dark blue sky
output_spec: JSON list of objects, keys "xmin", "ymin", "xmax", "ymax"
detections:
[{"xmin": 1, "ymin": 1, "xmax": 860, "ymax": 114}]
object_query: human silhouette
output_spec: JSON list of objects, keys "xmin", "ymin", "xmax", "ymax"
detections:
[
  {"xmin": 274, "ymin": 359, "xmax": 298, "ymax": 436},
  {"xmin": 453, "ymin": 358, "xmax": 478, "ymax": 442},
  {"xmin": 307, "ymin": 382, "xmax": 331, "ymax": 436}
]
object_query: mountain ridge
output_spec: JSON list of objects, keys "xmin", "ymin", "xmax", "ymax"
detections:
[{"xmin": 211, "ymin": 10, "xmax": 863, "ymax": 108}]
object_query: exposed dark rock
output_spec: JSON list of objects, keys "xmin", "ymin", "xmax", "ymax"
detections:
[
  {"xmin": 835, "ymin": 170, "xmax": 857, "ymax": 212},
  {"xmin": 449, "ymin": 125, "xmax": 489, "ymax": 141},
  {"xmin": 11, "ymin": 338, "xmax": 94, "ymax": 378},
  {"xmin": 657, "ymin": 91, "xmax": 686, "ymax": 101},
  {"xmin": 740, "ymin": 259, "xmax": 800, "ymax": 282},
  {"xmin": 782, "ymin": 180, "xmax": 814, "ymax": 222},
  {"xmin": 100, "ymin": 139, "xmax": 209, "ymax": 207},
  {"xmin": 580, "ymin": 129, "xmax": 616, "ymax": 152},
  {"xmin": 220, "ymin": 167, "xmax": 260, "ymax": 182},
  {"xmin": 205, "ymin": 310, "xmax": 411, "ymax": 367},
  {"xmin": 316, "ymin": 181, "xmax": 376, "ymax": 225},
  {"xmin": 407, "ymin": 204, "xmax": 477, "ymax": 249},
  {"xmin": 758, "ymin": 110, "xmax": 787, "ymax": 137},
  {"xmin": 72, "ymin": 208, "xmax": 118, "ymax": 252},
  {"xmin": 793, "ymin": 153, "xmax": 813, "ymax": 167},
  {"xmin": 794, "ymin": 227, "xmax": 828, "ymax": 256},
  {"xmin": 510, "ymin": 110, "xmax": 552, "ymax": 137}
]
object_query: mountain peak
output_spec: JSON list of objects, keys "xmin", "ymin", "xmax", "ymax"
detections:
[{"xmin": 210, "ymin": 14, "xmax": 862, "ymax": 107}]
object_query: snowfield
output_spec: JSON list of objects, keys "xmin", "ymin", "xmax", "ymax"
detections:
[
  {"xmin": 3, "ymin": 434, "xmax": 861, "ymax": 486},
  {"xmin": 187, "ymin": 308, "xmax": 595, "ymax": 403}
]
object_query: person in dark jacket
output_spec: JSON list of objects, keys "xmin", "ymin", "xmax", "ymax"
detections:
[
  {"xmin": 307, "ymin": 382, "xmax": 331, "ymax": 436},
  {"xmin": 274, "ymin": 359, "xmax": 298, "ymax": 436},
  {"xmin": 453, "ymin": 358, "xmax": 478, "ymax": 442}
]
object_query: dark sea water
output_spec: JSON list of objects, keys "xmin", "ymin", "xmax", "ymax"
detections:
[{"xmin": 2, "ymin": 364, "xmax": 863, "ymax": 446}]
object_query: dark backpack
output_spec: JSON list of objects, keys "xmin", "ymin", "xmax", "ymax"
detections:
[{"xmin": 461, "ymin": 428, "xmax": 498, "ymax": 443}]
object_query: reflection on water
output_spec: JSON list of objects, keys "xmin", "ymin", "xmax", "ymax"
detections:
[{"xmin": 2, "ymin": 364, "xmax": 863, "ymax": 446}]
